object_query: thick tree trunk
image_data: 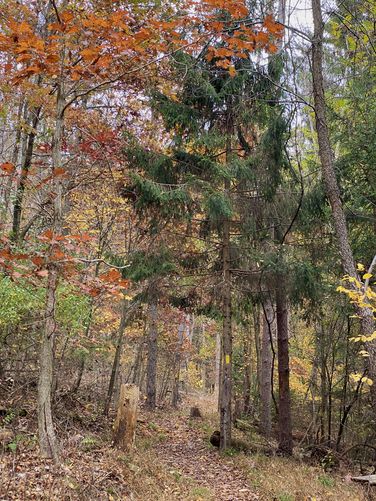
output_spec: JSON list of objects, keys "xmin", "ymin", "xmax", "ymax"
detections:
[
  {"xmin": 276, "ymin": 278, "xmax": 293, "ymax": 455},
  {"xmin": 113, "ymin": 383, "xmax": 139, "ymax": 451},
  {"xmin": 146, "ymin": 286, "xmax": 158, "ymax": 409},
  {"xmin": 260, "ymin": 299, "xmax": 274, "ymax": 437},
  {"xmin": 311, "ymin": 0, "xmax": 376, "ymax": 396}
]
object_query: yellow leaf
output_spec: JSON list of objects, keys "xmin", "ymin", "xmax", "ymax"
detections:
[
  {"xmin": 357, "ymin": 263, "xmax": 365, "ymax": 271},
  {"xmin": 362, "ymin": 377, "xmax": 373, "ymax": 386},
  {"xmin": 349, "ymin": 336, "xmax": 361, "ymax": 342},
  {"xmin": 363, "ymin": 273, "xmax": 373, "ymax": 280},
  {"xmin": 359, "ymin": 350, "xmax": 370, "ymax": 357}
]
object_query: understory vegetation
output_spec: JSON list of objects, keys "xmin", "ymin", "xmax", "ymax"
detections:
[{"xmin": 0, "ymin": 0, "xmax": 376, "ymax": 499}]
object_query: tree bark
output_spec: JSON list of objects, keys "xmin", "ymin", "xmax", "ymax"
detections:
[
  {"xmin": 214, "ymin": 331, "xmax": 221, "ymax": 405},
  {"xmin": 71, "ymin": 355, "xmax": 85, "ymax": 395},
  {"xmin": 113, "ymin": 383, "xmax": 139, "ymax": 451},
  {"xmin": 243, "ymin": 322, "xmax": 252, "ymax": 416},
  {"xmin": 104, "ymin": 299, "xmax": 130, "ymax": 416},
  {"xmin": 260, "ymin": 298, "xmax": 274, "ymax": 436},
  {"xmin": 172, "ymin": 321, "xmax": 184, "ymax": 408},
  {"xmin": 146, "ymin": 285, "xmax": 158, "ymax": 409},
  {"xmin": 220, "ymin": 182, "xmax": 232, "ymax": 450},
  {"xmin": 11, "ymin": 106, "xmax": 41, "ymax": 242},
  {"xmin": 131, "ymin": 335, "xmax": 145, "ymax": 386},
  {"xmin": 311, "ymin": 0, "xmax": 376, "ymax": 397},
  {"xmin": 3, "ymin": 99, "xmax": 24, "ymax": 220},
  {"xmin": 38, "ymin": 269, "xmax": 59, "ymax": 461},
  {"xmin": 253, "ymin": 304, "xmax": 261, "ymax": 400},
  {"xmin": 276, "ymin": 278, "xmax": 293, "ymax": 455},
  {"xmin": 38, "ymin": 83, "xmax": 64, "ymax": 462}
]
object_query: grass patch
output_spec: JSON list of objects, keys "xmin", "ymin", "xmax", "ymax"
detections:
[
  {"xmin": 233, "ymin": 453, "xmax": 366, "ymax": 500},
  {"xmin": 190, "ymin": 485, "xmax": 212, "ymax": 499}
]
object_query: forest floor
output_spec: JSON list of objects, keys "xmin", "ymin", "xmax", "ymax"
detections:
[{"xmin": 0, "ymin": 390, "xmax": 372, "ymax": 500}]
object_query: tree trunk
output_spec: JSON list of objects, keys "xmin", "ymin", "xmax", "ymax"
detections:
[
  {"xmin": 311, "ymin": 0, "xmax": 376, "ymax": 396},
  {"xmin": 71, "ymin": 355, "xmax": 85, "ymax": 395},
  {"xmin": 113, "ymin": 383, "xmax": 139, "ymax": 451},
  {"xmin": 104, "ymin": 299, "xmax": 129, "ymax": 416},
  {"xmin": 276, "ymin": 278, "xmax": 293, "ymax": 455},
  {"xmin": 37, "ymin": 82, "xmax": 64, "ymax": 462},
  {"xmin": 253, "ymin": 304, "xmax": 261, "ymax": 400},
  {"xmin": 38, "ymin": 269, "xmax": 59, "ymax": 461},
  {"xmin": 131, "ymin": 335, "xmax": 145, "ymax": 386},
  {"xmin": 214, "ymin": 331, "xmax": 221, "ymax": 405},
  {"xmin": 243, "ymin": 322, "xmax": 252, "ymax": 416},
  {"xmin": 260, "ymin": 298, "xmax": 274, "ymax": 437},
  {"xmin": 220, "ymin": 189, "xmax": 232, "ymax": 450},
  {"xmin": 11, "ymin": 106, "xmax": 41, "ymax": 242},
  {"xmin": 3, "ymin": 99, "xmax": 24, "ymax": 220},
  {"xmin": 146, "ymin": 285, "xmax": 158, "ymax": 409},
  {"xmin": 172, "ymin": 321, "xmax": 184, "ymax": 408}
]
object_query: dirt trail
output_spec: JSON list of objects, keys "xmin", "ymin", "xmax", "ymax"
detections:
[{"xmin": 154, "ymin": 412, "xmax": 258, "ymax": 501}]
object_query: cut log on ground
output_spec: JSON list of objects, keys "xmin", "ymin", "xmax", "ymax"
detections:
[
  {"xmin": 113, "ymin": 383, "xmax": 139, "ymax": 451},
  {"xmin": 351, "ymin": 475, "xmax": 376, "ymax": 486}
]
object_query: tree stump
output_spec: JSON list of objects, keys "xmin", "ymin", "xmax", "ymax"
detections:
[
  {"xmin": 190, "ymin": 406, "xmax": 202, "ymax": 418},
  {"xmin": 113, "ymin": 384, "xmax": 139, "ymax": 451}
]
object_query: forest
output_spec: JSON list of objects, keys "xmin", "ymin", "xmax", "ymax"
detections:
[{"xmin": 0, "ymin": 0, "xmax": 375, "ymax": 499}]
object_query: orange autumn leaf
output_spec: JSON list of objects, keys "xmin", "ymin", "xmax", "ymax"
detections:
[
  {"xmin": 32, "ymin": 256, "xmax": 44, "ymax": 266},
  {"xmin": 80, "ymin": 47, "xmax": 101, "ymax": 61},
  {"xmin": 264, "ymin": 14, "xmax": 284, "ymax": 37},
  {"xmin": 60, "ymin": 11, "xmax": 74, "ymax": 24},
  {"xmin": 100, "ymin": 269, "xmax": 121, "ymax": 283},
  {"xmin": 1, "ymin": 162, "xmax": 15, "ymax": 174},
  {"xmin": 40, "ymin": 229, "xmax": 54, "ymax": 240},
  {"xmin": 53, "ymin": 167, "xmax": 67, "ymax": 177}
]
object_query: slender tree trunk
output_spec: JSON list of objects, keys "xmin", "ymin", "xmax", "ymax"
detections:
[
  {"xmin": 3, "ymin": 99, "xmax": 24, "ymax": 220},
  {"xmin": 260, "ymin": 299, "xmax": 274, "ymax": 436},
  {"xmin": 311, "ymin": 0, "xmax": 376, "ymax": 397},
  {"xmin": 243, "ymin": 323, "xmax": 252, "ymax": 415},
  {"xmin": 214, "ymin": 331, "xmax": 221, "ymax": 404},
  {"xmin": 253, "ymin": 304, "xmax": 261, "ymax": 399},
  {"xmin": 219, "ymin": 105, "xmax": 234, "ymax": 450},
  {"xmin": 131, "ymin": 335, "xmax": 145, "ymax": 386},
  {"xmin": 220, "ymin": 212, "xmax": 232, "ymax": 449},
  {"xmin": 146, "ymin": 285, "xmax": 158, "ymax": 409},
  {"xmin": 38, "ymin": 269, "xmax": 59, "ymax": 461},
  {"xmin": 172, "ymin": 321, "xmax": 184, "ymax": 408},
  {"xmin": 71, "ymin": 356, "xmax": 85, "ymax": 394},
  {"xmin": 11, "ymin": 107, "xmax": 41, "ymax": 242},
  {"xmin": 38, "ymin": 83, "xmax": 64, "ymax": 461},
  {"xmin": 320, "ymin": 355, "xmax": 327, "ymax": 442},
  {"xmin": 104, "ymin": 299, "xmax": 129, "ymax": 416},
  {"xmin": 276, "ymin": 277, "xmax": 293, "ymax": 455}
]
